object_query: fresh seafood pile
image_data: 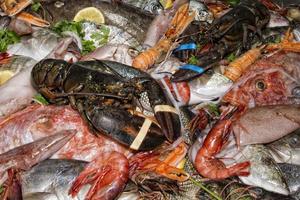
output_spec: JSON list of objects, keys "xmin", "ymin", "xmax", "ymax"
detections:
[{"xmin": 1, "ymin": 0, "xmax": 300, "ymax": 199}]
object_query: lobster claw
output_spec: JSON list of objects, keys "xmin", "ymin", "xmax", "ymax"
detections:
[
  {"xmin": 86, "ymin": 106, "xmax": 165, "ymax": 151},
  {"xmin": 137, "ymin": 77, "xmax": 181, "ymax": 142}
]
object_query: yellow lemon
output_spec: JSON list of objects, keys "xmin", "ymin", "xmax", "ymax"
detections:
[
  {"xmin": 74, "ymin": 7, "xmax": 105, "ymax": 25},
  {"xmin": 0, "ymin": 70, "xmax": 14, "ymax": 85},
  {"xmin": 159, "ymin": 0, "xmax": 174, "ymax": 9}
]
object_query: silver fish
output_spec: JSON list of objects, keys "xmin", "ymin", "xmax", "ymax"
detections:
[
  {"xmin": 7, "ymin": 28, "xmax": 60, "ymax": 61},
  {"xmin": 188, "ymin": 67, "xmax": 232, "ymax": 105},
  {"xmin": 279, "ymin": 163, "xmax": 300, "ymax": 195},
  {"xmin": 121, "ymin": 0, "xmax": 164, "ymax": 15},
  {"xmin": 267, "ymin": 129, "xmax": 300, "ymax": 165},
  {"xmin": 0, "ymin": 56, "xmax": 37, "ymax": 117},
  {"xmin": 21, "ymin": 159, "xmax": 89, "ymax": 200},
  {"xmin": 81, "ymin": 22, "xmax": 142, "ymax": 50},
  {"xmin": 42, "ymin": 0, "xmax": 154, "ymax": 46},
  {"xmin": 236, "ymin": 145, "xmax": 289, "ymax": 195},
  {"xmin": 189, "ymin": 0, "xmax": 214, "ymax": 23},
  {"xmin": 81, "ymin": 44, "xmax": 138, "ymax": 66},
  {"xmin": 0, "ymin": 55, "xmax": 36, "ymax": 85}
]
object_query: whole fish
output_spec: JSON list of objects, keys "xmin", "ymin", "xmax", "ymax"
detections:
[
  {"xmin": 21, "ymin": 159, "xmax": 89, "ymax": 200},
  {"xmin": 267, "ymin": 129, "xmax": 300, "ymax": 165},
  {"xmin": 22, "ymin": 159, "xmax": 141, "ymax": 200},
  {"xmin": 42, "ymin": 0, "xmax": 154, "ymax": 46}
]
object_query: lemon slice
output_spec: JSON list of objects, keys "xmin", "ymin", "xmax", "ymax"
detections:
[
  {"xmin": 159, "ymin": 0, "xmax": 173, "ymax": 9},
  {"xmin": 0, "ymin": 70, "xmax": 14, "ymax": 85},
  {"xmin": 74, "ymin": 7, "xmax": 105, "ymax": 25}
]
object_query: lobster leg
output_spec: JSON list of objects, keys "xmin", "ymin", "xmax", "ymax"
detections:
[{"xmin": 16, "ymin": 12, "xmax": 50, "ymax": 27}]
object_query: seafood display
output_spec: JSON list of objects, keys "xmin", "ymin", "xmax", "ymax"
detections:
[{"xmin": 1, "ymin": 0, "xmax": 300, "ymax": 199}]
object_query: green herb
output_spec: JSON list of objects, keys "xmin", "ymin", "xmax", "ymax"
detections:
[
  {"xmin": 52, "ymin": 20, "xmax": 84, "ymax": 38},
  {"xmin": 0, "ymin": 30, "xmax": 20, "ymax": 52},
  {"xmin": 33, "ymin": 93, "xmax": 49, "ymax": 105},
  {"xmin": 226, "ymin": 53, "xmax": 236, "ymax": 62},
  {"xmin": 196, "ymin": 43, "xmax": 202, "ymax": 50},
  {"xmin": 188, "ymin": 55, "xmax": 199, "ymax": 65},
  {"xmin": 82, "ymin": 40, "xmax": 96, "ymax": 55},
  {"xmin": 0, "ymin": 185, "xmax": 3, "ymax": 195},
  {"xmin": 227, "ymin": 0, "xmax": 240, "ymax": 6},
  {"xmin": 31, "ymin": 2, "xmax": 41, "ymax": 12},
  {"xmin": 207, "ymin": 103, "xmax": 220, "ymax": 116},
  {"xmin": 190, "ymin": 177, "xmax": 222, "ymax": 200},
  {"xmin": 90, "ymin": 26, "xmax": 110, "ymax": 45},
  {"xmin": 52, "ymin": 21, "xmax": 110, "ymax": 54}
]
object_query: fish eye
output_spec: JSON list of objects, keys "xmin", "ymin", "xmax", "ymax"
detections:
[
  {"xmin": 255, "ymin": 80, "xmax": 266, "ymax": 91},
  {"xmin": 144, "ymin": 2, "xmax": 163, "ymax": 14},
  {"xmin": 128, "ymin": 48, "xmax": 139, "ymax": 57},
  {"xmin": 292, "ymin": 86, "xmax": 300, "ymax": 97}
]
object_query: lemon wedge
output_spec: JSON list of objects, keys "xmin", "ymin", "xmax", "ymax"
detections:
[
  {"xmin": 160, "ymin": 0, "xmax": 174, "ymax": 9},
  {"xmin": 74, "ymin": 7, "xmax": 105, "ymax": 25},
  {"xmin": 0, "ymin": 70, "xmax": 14, "ymax": 85}
]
